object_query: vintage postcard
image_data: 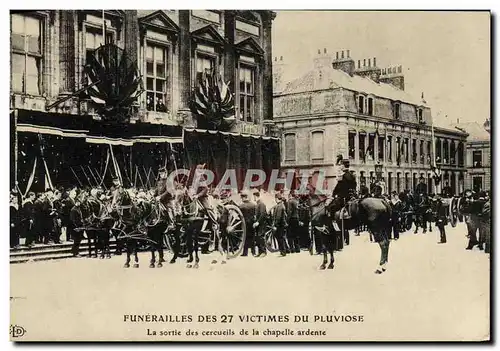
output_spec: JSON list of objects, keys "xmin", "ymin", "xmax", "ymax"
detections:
[{"xmin": 9, "ymin": 9, "xmax": 491, "ymax": 342}]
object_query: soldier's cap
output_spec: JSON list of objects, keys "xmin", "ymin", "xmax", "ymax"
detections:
[
  {"xmin": 252, "ymin": 188, "xmax": 260, "ymax": 195},
  {"xmin": 240, "ymin": 190, "xmax": 251, "ymax": 198},
  {"xmin": 342, "ymin": 160, "xmax": 350, "ymax": 168}
]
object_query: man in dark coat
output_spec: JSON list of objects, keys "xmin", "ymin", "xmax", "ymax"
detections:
[
  {"xmin": 253, "ymin": 190, "xmax": 267, "ymax": 257},
  {"xmin": 10, "ymin": 191, "xmax": 20, "ymax": 249},
  {"xmin": 330, "ymin": 160, "xmax": 357, "ymax": 216},
  {"xmin": 390, "ymin": 192, "xmax": 404, "ymax": 240},
  {"xmin": 70, "ymin": 200, "xmax": 84, "ymax": 257},
  {"xmin": 22, "ymin": 192, "xmax": 36, "ymax": 248},
  {"xmin": 433, "ymin": 194, "xmax": 448, "ymax": 244},
  {"xmin": 273, "ymin": 191, "xmax": 288, "ymax": 257},
  {"xmin": 286, "ymin": 190, "xmax": 301, "ymax": 253},
  {"xmin": 239, "ymin": 190, "xmax": 256, "ymax": 257}
]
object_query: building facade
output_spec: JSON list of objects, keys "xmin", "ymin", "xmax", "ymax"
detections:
[
  {"xmin": 456, "ymin": 121, "xmax": 491, "ymax": 192},
  {"xmin": 273, "ymin": 49, "xmax": 468, "ymax": 195},
  {"xmin": 10, "ymin": 10, "xmax": 276, "ymax": 135}
]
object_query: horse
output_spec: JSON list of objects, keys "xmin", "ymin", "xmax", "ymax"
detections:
[
  {"xmin": 306, "ymin": 191, "xmax": 393, "ymax": 273},
  {"xmin": 110, "ymin": 190, "xmax": 150, "ymax": 268},
  {"xmin": 303, "ymin": 192, "xmax": 336, "ymax": 270},
  {"xmin": 84, "ymin": 196, "xmax": 114, "ymax": 259}
]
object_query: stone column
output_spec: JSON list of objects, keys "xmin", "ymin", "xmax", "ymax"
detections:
[
  {"xmin": 59, "ymin": 10, "xmax": 75, "ymax": 95},
  {"xmin": 124, "ymin": 11, "xmax": 138, "ymax": 64},
  {"xmin": 177, "ymin": 10, "xmax": 193, "ymax": 125},
  {"xmin": 223, "ymin": 11, "xmax": 236, "ymax": 93},
  {"xmin": 261, "ymin": 11, "xmax": 275, "ymax": 121},
  {"xmin": 355, "ymin": 132, "xmax": 360, "ymax": 164}
]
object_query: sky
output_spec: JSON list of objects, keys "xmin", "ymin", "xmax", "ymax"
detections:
[{"xmin": 271, "ymin": 11, "xmax": 490, "ymax": 128}]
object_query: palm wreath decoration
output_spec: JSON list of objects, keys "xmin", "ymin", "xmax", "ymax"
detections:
[
  {"xmin": 189, "ymin": 69, "xmax": 236, "ymax": 131},
  {"xmin": 83, "ymin": 44, "xmax": 144, "ymax": 123}
]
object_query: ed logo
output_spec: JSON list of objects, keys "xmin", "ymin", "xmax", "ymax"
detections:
[{"xmin": 10, "ymin": 325, "xmax": 26, "ymax": 338}]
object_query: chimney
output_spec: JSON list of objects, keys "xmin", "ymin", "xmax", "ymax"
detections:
[
  {"xmin": 273, "ymin": 55, "xmax": 286, "ymax": 94},
  {"xmin": 379, "ymin": 65, "xmax": 405, "ymax": 90},
  {"xmin": 331, "ymin": 48, "xmax": 355, "ymax": 76},
  {"xmin": 353, "ymin": 56, "xmax": 381, "ymax": 82}
]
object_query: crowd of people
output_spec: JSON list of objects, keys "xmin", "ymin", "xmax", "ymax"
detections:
[{"xmin": 9, "ymin": 169, "xmax": 491, "ymax": 259}]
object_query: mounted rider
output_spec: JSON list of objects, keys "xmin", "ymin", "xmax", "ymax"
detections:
[
  {"xmin": 154, "ymin": 166, "xmax": 176, "ymax": 230},
  {"xmin": 329, "ymin": 156, "xmax": 357, "ymax": 218}
]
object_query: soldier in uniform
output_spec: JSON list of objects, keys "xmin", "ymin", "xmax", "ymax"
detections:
[
  {"xmin": 154, "ymin": 166, "xmax": 176, "ymax": 231},
  {"xmin": 329, "ymin": 159, "xmax": 357, "ymax": 217},
  {"xmin": 252, "ymin": 189, "xmax": 267, "ymax": 257},
  {"xmin": 22, "ymin": 192, "xmax": 36, "ymax": 248},
  {"xmin": 272, "ymin": 191, "xmax": 288, "ymax": 257},
  {"xmin": 442, "ymin": 181, "xmax": 453, "ymax": 198},
  {"xmin": 433, "ymin": 194, "xmax": 448, "ymax": 244},
  {"xmin": 239, "ymin": 190, "xmax": 257, "ymax": 257},
  {"xmin": 390, "ymin": 192, "xmax": 403, "ymax": 240},
  {"xmin": 464, "ymin": 190, "xmax": 486, "ymax": 250},
  {"xmin": 286, "ymin": 190, "xmax": 301, "ymax": 253},
  {"xmin": 10, "ymin": 190, "xmax": 20, "ymax": 249},
  {"xmin": 70, "ymin": 199, "xmax": 84, "ymax": 257},
  {"xmin": 415, "ymin": 177, "xmax": 427, "ymax": 196}
]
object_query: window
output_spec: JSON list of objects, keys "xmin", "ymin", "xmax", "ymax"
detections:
[
  {"xmin": 196, "ymin": 53, "xmax": 216, "ymax": 82},
  {"xmin": 146, "ymin": 43, "xmax": 169, "ymax": 113},
  {"xmin": 405, "ymin": 173, "xmax": 410, "ymax": 190},
  {"xmin": 85, "ymin": 28, "xmax": 113, "ymax": 62},
  {"xmin": 387, "ymin": 136, "xmax": 392, "ymax": 161},
  {"xmin": 428, "ymin": 174, "xmax": 432, "ymax": 194},
  {"xmin": 443, "ymin": 139, "xmax": 449, "ymax": 163},
  {"xmin": 473, "ymin": 176, "xmax": 482, "ymax": 193},
  {"xmin": 396, "ymin": 173, "xmax": 401, "ymax": 192},
  {"xmin": 348, "ymin": 132, "xmax": 355, "ymax": 159},
  {"xmin": 311, "ymin": 131, "xmax": 324, "ymax": 161},
  {"xmin": 436, "ymin": 139, "xmax": 442, "ymax": 162},
  {"xmin": 393, "ymin": 102, "xmax": 400, "ymax": 119},
  {"xmin": 11, "ymin": 13, "xmax": 43, "ymax": 95},
  {"xmin": 473, "ymin": 150, "xmax": 482, "ymax": 168},
  {"xmin": 239, "ymin": 64, "xmax": 255, "ymax": 122},
  {"xmin": 450, "ymin": 142, "xmax": 456, "ymax": 164},
  {"xmin": 358, "ymin": 96, "xmax": 364, "ymax": 114},
  {"xmin": 458, "ymin": 142, "xmax": 464, "ymax": 166},
  {"xmin": 419, "ymin": 140, "xmax": 424, "ymax": 164},
  {"xmin": 367, "ymin": 134, "xmax": 375, "ymax": 161},
  {"xmin": 388, "ymin": 172, "xmax": 392, "ymax": 194},
  {"xmin": 418, "ymin": 108, "xmax": 423, "ymax": 123},
  {"xmin": 427, "ymin": 141, "xmax": 431, "ymax": 164},
  {"xmin": 367, "ymin": 97, "xmax": 374, "ymax": 116},
  {"xmin": 359, "ymin": 133, "xmax": 366, "ymax": 162},
  {"xmin": 404, "ymin": 138, "xmax": 409, "ymax": 163},
  {"xmin": 360, "ymin": 172, "xmax": 366, "ymax": 186},
  {"xmin": 378, "ymin": 136, "xmax": 385, "ymax": 161},
  {"xmin": 284, "ymin": 133, "xmax": 296, "ymax": 161},
  {"xmin": 412, "ymin": 139, "xmax": 417, "ymax": 163}
]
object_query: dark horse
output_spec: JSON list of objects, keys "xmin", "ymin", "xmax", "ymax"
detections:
[
  {"xmin": 306, "ymin": 192, "xmax": 392, "ymax": 273},
  {"xmin": 110, "ymin": 191, "xmax": 151, "ymax": 268},
  {"xmin": 84, "ymin": 196, "xmax": 114, "ymax": 259},
  {"xmin": 141, "ymin": 199, "xmax": 174, "ymax": 268}
]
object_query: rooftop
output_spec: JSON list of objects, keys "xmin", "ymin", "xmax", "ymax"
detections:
[
  {"xmin": 276, "ymin": 66, "xmax": 426, "ymax": 106},
  {"xmin": 454, "ymin": 121, "xmax": 490, "ymax": 142}
]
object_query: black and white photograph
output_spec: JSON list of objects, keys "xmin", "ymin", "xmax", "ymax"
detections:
[{"xmin": 7, "ymin": 8, "xmax": 491, "ymax": 342}]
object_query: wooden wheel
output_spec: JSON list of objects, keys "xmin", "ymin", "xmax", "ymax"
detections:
[
  {"xmin": 221, "ymin": 204, "xmax": 246, "ymax": 259},
  {"xmin": 449, "ymin": 197, "xmax": 458, "ymax": 227}
]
